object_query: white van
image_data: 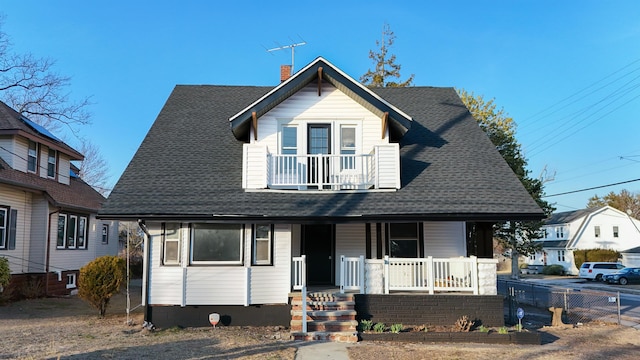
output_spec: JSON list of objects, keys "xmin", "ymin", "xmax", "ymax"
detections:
[{"xmin": 579, "ymin": 262, "xmax": 625, "ymax": 281}]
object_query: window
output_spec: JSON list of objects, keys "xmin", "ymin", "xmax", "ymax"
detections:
[
  {"xmin": 66, "ymin": 273, "xmax": 77, "ymax": 289},
  {"xmin": 543, "ymin": 228, "xmax": 548, "ymax": 239},
  {"xmin": 613, "ymin": 226, "xmax": 619, "ymax": 238},
  {"xmin": 0, "ymin": 207, "xmax": 6, "ymax": 249},
  {"xmin": 28, "ymin": 140, "xmax": 37, "ymax": 172},
  {"xmin": 163, "ymin": 223, "xmax": 181, "ymax": 265},
  {"xmin": 389, "ymin": 223, "xmax": 419, "ymax": 258},
  {"xmin": 253, "ymin": 224, "xmax": 273, "ymax": 265},
  {"xmin": 101, "ymin": 224, "xmax": 109, "ymax": 244},
  {"xmin": 555, "ymin": 226, "xmax": 564, "ymax": 238},
  {"xmin": 594, "ymin": 226, "xmax": 600, "ymax": 238},
  {"xmin": 191, "ymin": 224, "xmax": 243, "ymax": 264},
  {"xmin": 557, "ymin": 250, "xmax": 565, "ymax": 262},
  {"xmin": 47, "ymin": 149, "xmax": 56, "ymax": 178},
  {"xmin": 56, "ymin": 213, "xmax": 88, "ymax": 249},
  {"xmin": 340, "ymin": 126, "xmax": 356, "ymax": 170},
  {"xmin": 281, "ymin": 126, "xmax": 297, "ymax": 155}
]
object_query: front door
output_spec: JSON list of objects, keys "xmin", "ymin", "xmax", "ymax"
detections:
[
  {"xmin": 302, "ymin": 224, "xmax": 334, "ymax": 285},
  {"xmin": 308, "ymin": 124, "xmax": 331, "ymax": 188}
]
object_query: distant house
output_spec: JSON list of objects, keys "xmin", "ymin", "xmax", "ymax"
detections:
[
  {"xmin": 0, "ymin": 101, "xmax": 118, "ymax": 297},
  {"xmin": 621, "ymin": 246, "xmax": 640, "ymax": 268},
  {"xmin": 99, "ymin": 57, "xmax": 543, "ymax": 338},
  {"xmin": 527, "ymin": 206, "xmax": 640, "ymax": 274}
]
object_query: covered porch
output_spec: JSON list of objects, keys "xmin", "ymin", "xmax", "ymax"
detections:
[{"xmin": 292, "ymin": 254, "xmax": 499, "ymax": 295}]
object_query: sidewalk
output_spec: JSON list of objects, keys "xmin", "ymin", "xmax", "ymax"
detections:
[{"xmin": 294, "ymin": 341, "xmax": 353, "ymax": 360}]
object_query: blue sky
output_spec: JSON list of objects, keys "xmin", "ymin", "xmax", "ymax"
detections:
[{"xmin": 2, "ymin": 1, "xmax": 640, "ymax": 213}]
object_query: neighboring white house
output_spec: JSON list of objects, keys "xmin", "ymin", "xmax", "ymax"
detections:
[
  {"xmin": 621, "ymin": 246, "xmax": 640, "ymax": 267},
  {"xmin": 0, "ymin": 101, "xmax": 118, "ymax": 297},
  {"xmin": 99, "ymin": 57, "xmax": 544, "ymax": 333},
  {"xmin": 527, "ymin": 206, "xmax": 640, "ymax": 274}
]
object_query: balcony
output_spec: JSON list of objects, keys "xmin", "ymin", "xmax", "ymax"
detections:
[{"xmin": 243, "ymin": 144, "xmax": 400, "ymax": 190}]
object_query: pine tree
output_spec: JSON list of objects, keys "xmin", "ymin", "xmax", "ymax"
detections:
[{"xmin": 360, "ymin": 23, "xmax": 414, "ymax": 88}]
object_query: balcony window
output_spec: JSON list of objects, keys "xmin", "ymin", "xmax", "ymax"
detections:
[
  {"xmin": 340, "ymin": 126, "xmax": 356, "ymax": 170},
  {"xmin": 281, "ymin": 126, "xmax": 297, "ymax": 155}
]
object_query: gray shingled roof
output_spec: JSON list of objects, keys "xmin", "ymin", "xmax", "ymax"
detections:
[
  {"xmin": 544, "ymin": 208, "xmax": 597, "ymax": 225},
  {"xmin": 99, "ymin": 85, "xmax": 544, "ymax": 222}
]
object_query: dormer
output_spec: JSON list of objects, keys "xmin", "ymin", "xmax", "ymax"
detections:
[
  {"xmin": 230, "ymin": 57, "xmax": 412, "ymax": 191},
  {"xmin": 0, "ymin": 102, "xmax": 83, "ymax": 185}
]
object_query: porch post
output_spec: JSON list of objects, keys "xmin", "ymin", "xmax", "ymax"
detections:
[
  {"xmin": 359, "ymin": 255, "xmax": 365, "ymax": 294},
  {"xmin": 383, "ymin": 255, "xmax": 390, "ymax": 294},
  {"xmin": 340, "ymin": 255, "xmax": 345, "ymax": 294},
  {"xmin": 427, "ymin": 256, "xmax": 434, "ymax": 295},
  {"xmin": 471, "ymin": 256, "xmax": 479, "ymax": 295}
]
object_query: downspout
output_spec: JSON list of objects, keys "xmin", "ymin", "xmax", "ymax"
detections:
[
  {"xmin": 137, "ymin": 219, "xmax": 152, "ymax": 323},
  {"xmin": 45, "ymin": 208, "xmax": 62, "ymax": 297}
]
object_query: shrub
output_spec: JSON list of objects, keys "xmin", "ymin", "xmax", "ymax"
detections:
[
  {"xmin": 498, "ymin": 326, "xmax": 509, "ymax": 334},
  {"xmin": 454, "ymin": 315, "xmax": 474, "ymax": 332},
  {"xmin": 390, "ymin": 323, "xmax": 403, "ymax": 333},
  {"xmin": 78, "ymin": 255, "xmax": 126, "ymax": 317},
  {"xmin": 359, "ymin": 319, "xmax": 373, "ymax": 332},
  {"xmin": 477, "ymin": 325, "xmax": 489, "ymax": 333},
  {"xmin": 519, "ymin": 263, "xmax": 529, "ymax": 269},
  {"xmin": 0, "ymin": 257, "xmax": 10, "ymax": 289},
  {"xmin": 373, "ymin": 322, "xmax": 386, "ymax": 333},
  {"xmin": 542, "ymin": 264, "xmax": 565, "ymax": 275}
]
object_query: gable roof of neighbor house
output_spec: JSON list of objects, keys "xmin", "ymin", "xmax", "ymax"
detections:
[
  {"xmin": 544, "ymin": 208, "xmax": 599, "ymax": 225},
  {"xmin": 100, "ymin": 59, "xmax": 544, "ymax": 223},
  {"xmin": 623, "ymin": 246, "xmax": 640, "ymax": 254},
  {"xmin": 0, "ymin": 101, "xmax": 83, "ymax": 160}
]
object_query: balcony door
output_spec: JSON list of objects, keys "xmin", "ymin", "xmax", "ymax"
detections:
[{"xmin": 307, "ymin": 124, "xmax": 331, "ymax": 188}]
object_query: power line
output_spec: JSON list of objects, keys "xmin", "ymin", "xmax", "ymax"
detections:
[{"xmin": 544, "ymin": 178, "xmax": 640, "ymax": 198}]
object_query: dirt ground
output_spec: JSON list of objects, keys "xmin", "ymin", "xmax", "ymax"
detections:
[{"xmin": 1, "ymin": 284, "xmax": 640, "ymax": 359}]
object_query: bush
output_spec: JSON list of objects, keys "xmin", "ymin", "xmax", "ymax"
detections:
[
  {"xmin": 360, "ymin": 319, "xmax": 373, "ymax": 332},
  {"xmin": 390, "ymin": 323, "xmax": 404, "ymax": 333},
  {"xmin": 542, "ymin": 264, "xmax": 565, "ymax": 275},
  {"xmin": 574, "ymin": 249, "xmax": 621, "ymax": 269},
  {"xmin": 519, "ymin": 263, "xmax": 530, "ymax": 269},
  {"xmin": 0, "ymin": 257, "xmax": 10, "ymax": 289},
  {"xmin": 78, "ymin": 256, "xmax": 126, "ymax": 317},
  {"xmin": 373, "ymin": 322, "xmax": 386, "ymax": 333}
]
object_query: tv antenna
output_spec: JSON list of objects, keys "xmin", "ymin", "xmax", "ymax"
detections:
[{"xmin": 266, "ymin": 39, "xmax": 307, "ymax": 73}]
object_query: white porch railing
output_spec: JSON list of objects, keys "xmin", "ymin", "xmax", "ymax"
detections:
[
  {"xmin": 267, "ymin": 153, "xmax": 375, "ymax": 189},
  {"xmin": 332, "ymin": 255, "xmax": 481, "ymax": 295},
  {"xmin": 340, "ymin": 255, "xmax": 365, "ymax": 294}
]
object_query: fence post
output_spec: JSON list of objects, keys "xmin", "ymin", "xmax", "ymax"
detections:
[
  {"xmin": 471, "ymin": 256, "xmax": 479, "ymax": 295},
  {"xmin": 617, "ymin": 291, "xmax": 621, "ymax": 325}
]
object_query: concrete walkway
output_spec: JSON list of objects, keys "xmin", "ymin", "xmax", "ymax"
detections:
[{"xmin": 294, "ymin": 341, "xmax": 352, "ymax": 360}]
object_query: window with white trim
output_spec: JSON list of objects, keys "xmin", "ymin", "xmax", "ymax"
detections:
[
  {"xmin": 389, "ymin": 223, "xmax": 419, "ymax": 258},
  {"xmin": 47, "ymin": 149, "xmax": 56, "ymax": 178},
  {"xmin": 162, "ymin": 223, "xmax": 181, "ymax": 265},
  {"xmin": 66, "ymin": 273, "xmax": 77, "ymax": 289},
  {"xmin": 340, "ymin": 126, "xmax": 356, "ymax": 170},
  {"xmin": 253, "ymin": 224, "xmax": 273, "ymax": 265},
  {"xmin": 594, "ymin": 226, "xmax": 600, "ymax": 238},
  {"xmin": 56, "ymin": 213, "xmax": 88, "ymax": 249},
  {"xmin": 557, "ymin": 250, "xmax": 565, "ymax": 262},
  {"xmin": 191, "ymin": 224, "xmax": 243, "ymax": 264},
  {"xmin": 101, "ymin": 224, "xmax": 109, "ymax": 244},
  {"xmin": 555, "ymin": 226, "xmax": 564, "ymax": 238},
  {"xmin": 613, "ymin": 226, "xmax": 619, "ymax": 238},
  {"xmin": 28, "ymin": 140, "xmax": 37, "ymax": 173},
  {"xmin": 0, "ymin": 207, "xmax": 6, "ymax": 249},
  {"xmin": 281, "ymin": 126, "xmax": 297, "ymax": 155}
]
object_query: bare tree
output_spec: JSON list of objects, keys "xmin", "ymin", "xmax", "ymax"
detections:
[
  {"xmin": 0, "ymin": 17, "xmax": 91, "ymax": 134},
  {"xmin": 76, "ymin": 139, "xmax": 110, "ymax": 196}
]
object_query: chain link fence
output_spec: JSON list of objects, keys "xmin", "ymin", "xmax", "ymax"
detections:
[{"xmin": 499, "ymin": 279, "xmax": 621, "ymax": 325}]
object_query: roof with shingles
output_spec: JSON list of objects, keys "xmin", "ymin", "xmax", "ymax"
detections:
[
  {"xmin": 0, "ymin": 157, "xmax": 105, "ymax": 213},
  {"xmin": 100, "ymin": 82, "xmax": 544, "ymax": 222},
  {"xmin": 543, "ymin": 208, "xmax": 598, "ymax": 225},
  {"xmin": 0, "ymin": 101, "xmax": 82, "ymax": 159}
]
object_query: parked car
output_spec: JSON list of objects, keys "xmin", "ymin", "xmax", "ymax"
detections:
[
  {"xmin": 603, "ymin": 267, "xmax": 640, "ymax": 285},
  {"xmin": 578, "ymin": 262, "xmax": 625, "ymax": 281}
]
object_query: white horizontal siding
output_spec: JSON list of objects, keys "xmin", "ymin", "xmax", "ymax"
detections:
[
  {"xmin": 243, "ymin": 144, "xmax": 267, "ymax": 189},
  {"xmin": 185, "ymin": 267, "xmax": 247, "ymax": 305},
  {"xmin": 423, "ymin": 222, "xmax": 466, "ymax": 258},
  {"xmin": 335, "ymin": 223, "xmax": 366, "ymax": 283},
  {"xmin": 250, "ymin": 224, "xmax": 292, "ymax": 304},
  {"xmin": 0, "ymin": 184, "xmax": 33, "ymax": 274},
  {"xmin": 375, "ymin": 144, "xmax": 400, "ymax": 188},
  {"xmin": 49, "ymin": 212, "xmax": 110, "ymax": 272}
]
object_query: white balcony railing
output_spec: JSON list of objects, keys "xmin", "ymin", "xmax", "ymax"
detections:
[{"xmin": 267, "ymin": 153, "xmax": 375, "ymax": 189}]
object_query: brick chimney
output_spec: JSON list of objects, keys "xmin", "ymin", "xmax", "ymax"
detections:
[{"xmin": 280, "ymin": 65, "xmax": 292, "ymax": 82}]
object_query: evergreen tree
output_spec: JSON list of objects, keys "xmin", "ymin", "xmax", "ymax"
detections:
[{"xmin": 360, "ymin": 23, "xmax": 414, "ymax": 88}]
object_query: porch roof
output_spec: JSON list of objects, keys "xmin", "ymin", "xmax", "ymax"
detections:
[{"xmin": 100, "ymin": 84, "xmax": 544, "ymax": 222}]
